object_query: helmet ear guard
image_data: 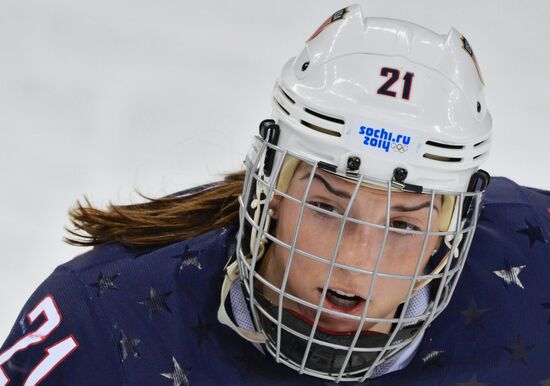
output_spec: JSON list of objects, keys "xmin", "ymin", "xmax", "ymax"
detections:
[
  {"xmin": 414, "ymin": 168, "xmax": 490, "ymax": 293},
  {"xmin": 240, "ymin": 120, "xmax": 281, "ymax": 259},
  {"xmin": 462, "ymin": 169, "xmax": 491, "ymax": 219},
  {"xmin": 258, "ymin": 119, "xmax": 280, "ymax": 178}
]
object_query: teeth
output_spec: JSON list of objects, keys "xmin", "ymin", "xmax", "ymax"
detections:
[
  {"xmin": 333, "ymin": 289, "xmax": 356, "ymax": 298},
  {"xmin": 326, "ymin": 289, "xmax": 362, "ymax": 309}
]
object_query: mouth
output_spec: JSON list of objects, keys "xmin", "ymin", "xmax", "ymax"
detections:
[
  {"xmin": 285, "ymin": 288, "xmax": 378, "ymax": 336},
  {"xmin": 321, "ymin": 287, "xmax": 366, "ymax": 314}
]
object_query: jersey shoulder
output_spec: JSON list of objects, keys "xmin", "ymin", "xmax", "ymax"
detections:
[
  {"xmin": 1, "ymin": 222, "xmax": 237, "ymax": 386},
  {"xmin": 482, "ymin": 176, "xmax": 550, "ymax": 239},
  {"xmin": 0, "ymin": 260, "xmax": 121, "ymax": 385},
  {"xmin": 484, "ymin": 176, "xmax": 550, "ymax": 208},
  {"xmin": 397, "ymin": 177, "xmax": 550, "ymax": 385}
]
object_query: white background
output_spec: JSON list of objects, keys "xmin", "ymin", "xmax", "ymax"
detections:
[{"xmin": 1, "ymin": 0, "xmax": 549, "ymax": 342}]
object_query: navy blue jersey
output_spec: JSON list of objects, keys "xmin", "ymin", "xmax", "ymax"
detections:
[{"xmin": 1, "ymin": 177, "xmax": 549, "ymax": 385}]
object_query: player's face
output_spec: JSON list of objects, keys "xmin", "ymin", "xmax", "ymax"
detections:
[{"xmin": 259, "ymin": 162, "xmax": 442, "ymax": 334}]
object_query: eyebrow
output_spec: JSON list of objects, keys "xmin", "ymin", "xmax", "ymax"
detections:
[
  {"xmin": 299, "ymin": 172, "xmax": 440, "ymax": 213},
  {"xmin": 300, "ymin": 173, "xmax": 352, "ymax": 199},
  {"xmin": 392, "ymin": 201, "xmax": 440, "ymax": 214}
]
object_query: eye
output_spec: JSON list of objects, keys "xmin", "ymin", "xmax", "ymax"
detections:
[
  {"xmin": 391, "ymin": 220, "xmax": 421, "ymax": 232},
  {"xmin": 308, "ymin": 201, "xmax": 341, "ymax": 218}
]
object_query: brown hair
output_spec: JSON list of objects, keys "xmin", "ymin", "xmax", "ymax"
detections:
[{"xmin": 64, "ymin": 170, "xmax": 245, "ymax": 248}]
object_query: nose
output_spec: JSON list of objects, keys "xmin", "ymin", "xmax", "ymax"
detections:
[{"xmin": 334, "ymin": 221, "xmax": 383, "ymax": 274}]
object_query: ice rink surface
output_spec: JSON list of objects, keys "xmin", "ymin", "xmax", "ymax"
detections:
[{"xmin": 1, "ymin": 0, "xmax": 549, "ymax": 341}]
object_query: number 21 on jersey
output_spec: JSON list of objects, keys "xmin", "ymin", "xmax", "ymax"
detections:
[{"xmin": 0, "ymin": 295, "xmax": 78, "ymax": 386}]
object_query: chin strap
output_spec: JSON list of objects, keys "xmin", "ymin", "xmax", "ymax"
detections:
[
  {"xmin": 249, "ymin": 191, "xmax": 273, "ymax": 260},
  {"xmin": 217, "ymin": 260, "xmax": 267, "ymax": 344}
]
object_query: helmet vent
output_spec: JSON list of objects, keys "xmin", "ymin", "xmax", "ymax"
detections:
[
  {"xmin": 473, "ymin": 152, "xmax": 487, "ymax": 160},
  {"xmin": 473, "ymin": 140, "xmax": 486, "ymax": 147},
  {"xmin": 301, "ymin": 120, "xmax": 341, "ymax": 137},
  {"xmin": 279, "ymin": 87, "xmax": 295, "ymax": 104},
  {"xmin": 425, "ymin": 140, "xmax": 464, "ymax": 150},
  {"xmin": 304, "ymin": 108, "xmax": 345, "ymax": 125},
  {"xmin": 423, "ymin": 153, "xmax": 462, "ymax": 162},
  {"xmin": 274, "ymin": 99, "xmax": 289, "ymax": 115}
]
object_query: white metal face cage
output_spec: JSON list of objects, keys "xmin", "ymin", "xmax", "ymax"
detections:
[
  {"xmin": 232, "ymin": 135, "xmax": 487, "ymax": 382},
  {"xmin": 215, "ymin": 3, "xmax": 492, "ymax": 381}
]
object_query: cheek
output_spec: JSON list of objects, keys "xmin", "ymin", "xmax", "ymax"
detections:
[
  {"xmin": 378, "ymin": 217, "xmax": 442, "ymax": 276},
  {"xmin": 373, "ymin": 277, "xmax": 410, "ymax": 300},
  {"xmin": 276, "ymin": 199, "xmax": 337, "ymax": 259},
  {"xmin": 274, "ymin": 224, "xmax": 331, "ymax": 275},
  {"xmin": 271, "ymin": 206, "xmax": 336, "ymax": 285}
]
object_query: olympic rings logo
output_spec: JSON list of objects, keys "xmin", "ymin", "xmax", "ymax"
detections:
[{"xmin": 392, "ymin": 143, "xmax": 408, "ymax": 153}]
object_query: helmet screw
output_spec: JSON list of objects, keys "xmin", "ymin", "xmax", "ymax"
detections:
[
  {"xmin": 476, "ymin": 101, "xmax": 481, "ymax": 113},
  {"xmin": 301, "ymin": 61, "xmax": 310, "ymax": 71},
  {"xmin": 393, "ymin": 167, "xmax": 408, "ymax": 183},
  {"xmin": 347, "ymin": 156, "xmax": 361, "ymax": 171}
]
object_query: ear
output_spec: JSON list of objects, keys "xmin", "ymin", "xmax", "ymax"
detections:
[{"xmin": 268, "ymin": 195, "xmax": 281, "ymax": 220}]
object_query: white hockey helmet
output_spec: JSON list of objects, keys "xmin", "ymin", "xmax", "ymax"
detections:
[
  {"xmin": 220, "ymin": 4, "xmax": 491, "ymax": 382},
  {"xmin": 272, "ymin": 5, "xmax": 490, "ymax": 193}
]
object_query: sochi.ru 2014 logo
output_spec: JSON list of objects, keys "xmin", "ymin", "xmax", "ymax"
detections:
[{"xmin": 358, "ymin": 126, "xmax": 411, "ymax": 153}]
